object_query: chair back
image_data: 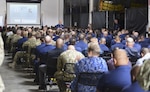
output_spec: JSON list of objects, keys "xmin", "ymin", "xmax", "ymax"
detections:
[
  {"xmin": 104, "ymin": 86, "xmax": 123, "ymax": 92},
  {"xmin": 77, "ymin": 72, "xmax": 104, "ymax": 86}
]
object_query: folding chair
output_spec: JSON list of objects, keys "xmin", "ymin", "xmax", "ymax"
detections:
[{"xmin": 75, "ymin": 72, "xmax": 104, "ymax": 91}]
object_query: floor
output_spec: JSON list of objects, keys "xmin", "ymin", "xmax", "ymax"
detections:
[{"xmin": 0, "ymin": 52, "xmax": 59, "ymax": 92}]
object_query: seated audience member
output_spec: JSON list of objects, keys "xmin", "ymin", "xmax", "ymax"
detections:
[
  {"xmin": 38, "ymin": 35, "xmax": 55, "ymax": 62},
  {"xmin": 71, "ymin": 42, "xmax": 108, "ymax": 92},
  {"xmin": 99, "ymin": 37, "xmax": 109, "ymax": 52},
  {"xmin": 54, "ymin": 45, "xmax": 84, "ymax": 92},
  {"xmin": 138, "ymin": 35, "xmax": 149, "ymax": 48},
  {"xmin": 90, "ymin": 37, "xmax": 103, "ymax": 54},
  {"xmin": 111, "ymin": 36, "xmax": 125, "ymax": 51},
  {"xmin": 75, "ymin": 33, "xmax": 88, "ymax": 52},
  {"xmin": 107, "ymin": 48, "xmax": 132, "ymax": 70},
  {"xmin": 122, "ymin": 59, "xmax": 150, "ymax": 92},
  {"xmin": 125, "ymin": 37, "xmax": 140, "ymax": 62},
  {"xmin": 101, "ymin": 30, "xmax": 112, "ymax": 48},
  {"xmin": 16, "ymin": 31, "xmax": 28, "ymax": 51},
  {"xmin": 38, "ymin": 38, "xmax": 65, "ymax": 90},
  {"xmin": 135, "ymin": 48, "xmax": 150, "ymax": 66},
  {"xmin": 69, "ymin": 38, "xmax": 82, "ymax": 52},
  {"xmin": 34, "ymin": 36, "xmax": 55, "ymax": 83},
  {"xmin": 9, "ymin": 32, "xmax": 37, "ymax": 68},
  {"xmin": 134, "ymin": 41, "xmax": 142, "ymax": 53},
  {"xmin": 97, "ymin": 49, "xmax": 132, "ymax": 92}
]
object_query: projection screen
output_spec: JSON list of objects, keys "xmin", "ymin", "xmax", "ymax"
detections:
[{"xmin": 7, "ymin": 3, "xmax": 41, "ymax": 25}]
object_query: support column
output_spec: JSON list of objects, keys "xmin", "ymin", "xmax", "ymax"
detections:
[
  {"xmin": 124, "ymin": 8, "xmax": 127, "ymax": 30},
  {"xmin": 106, "ymin": 11, "xmax": 109, "ymax": 29},
  {"xmin": 89, "ymin": 0, "xmax": 94, "ymax": 24}
]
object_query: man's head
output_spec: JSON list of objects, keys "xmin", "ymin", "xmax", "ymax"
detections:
[
  {"xmin": 100, "ymin": 37, "xmax": 106, "ymax": 44},
  {"xmin": 113, "ymin": 49, "xmax": 129, "ymax": 67},
  {"xmin": 45, "ymin": 35, "xmax": 52, "ymax": 44},
  {"xmin": 16, "ymin": 29, "xmax": 22, "ymax": 35},
  {"xmin": 126, "ymin": 37, "xmax": 134, "ymax": 48},
  {"xmin": 79, "ymin": 33, "xmax": 85, "ymax": 41},
  {"xmin": 68, "ymin": 45, "xmax": 75, "ymax": 50},
  {"xmin": 22, "ymin": 31, "xmax": 28, "ymax": 37},
  {"xmin": 56, "ymin": 38, "xmax": 64, "ymax": 49},
  {"xmin": 88, "ymin": 42, "xmax": 100, "ymax": 57},
  {"xmin": 114, "ymin": 19, "xmax": 118, "ymax": 24},
  {"xmin": 140, "ymin": 48, "xmax": 150, "ymax": 57},
  {"xmin": 90, "ymin": 37, "xmax": 98, "ymax": 43},
  {"xmin": 69, "ymin": 38, "xmax": 76, "ymax": 45},
  {"xmin": 114, "ymin": 36, "xmax": 121, "ymax": 43}
]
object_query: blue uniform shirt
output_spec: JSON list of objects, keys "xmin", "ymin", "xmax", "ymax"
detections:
[
  {"xmin": 111, "ymin": 43, "xmax": 125, "ymax": 51},
  {"xmin": 71, "ymin": 57, "xmax": 108, "ymax": 92},
  {"xmin": 121, "ymin": 82, "xmax": 148, "ymax": 92},
  {"xmin": 75, "ymin": 40, "xmax": 88, "ymax": 52},
  {"xmin": 17, "ymin": 37, "xmax": 28, "ymax": 51},
  {"xmin": 97, "ymin": 65, "xmax": 131, "ymax": 91},
  {"xmin": 99, "ymin": 44, "xmax": 109, "ymax": 52}
]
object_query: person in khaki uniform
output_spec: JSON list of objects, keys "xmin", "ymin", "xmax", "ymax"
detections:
[
  {"xmin": 54, "ymin": 45, "xmax": 84, "ymax": 92},
  {"xmin": 9, "ymin": 32, "xmax": 37, "ymax": 68},
  {"xmin": 10, "ymin": 29, "xmax": 22, "ymax": 53}
]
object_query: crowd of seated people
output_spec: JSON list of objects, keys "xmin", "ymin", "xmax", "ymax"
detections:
[{"xmin": 1, "ymin": 25, "xmax": 150, "ymax": 92}]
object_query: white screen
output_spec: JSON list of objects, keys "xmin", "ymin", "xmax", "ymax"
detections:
[{"xmin": 7, "ymin": 3, "xmax": 41, "ymax": 25}]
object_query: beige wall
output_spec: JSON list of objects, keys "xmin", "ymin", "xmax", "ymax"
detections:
[{"xmin": 41, "ymin": 0, "xmax": 64, "ymax": 26}]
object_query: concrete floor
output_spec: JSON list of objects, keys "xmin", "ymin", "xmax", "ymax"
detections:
[{"xmin": 0, "ymin": 53, "xmax": 59, "ymax": 92}]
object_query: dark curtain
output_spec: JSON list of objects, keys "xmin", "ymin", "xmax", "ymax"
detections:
[
  {"xmin": 92, "ymin": 11, "xmax": 106, "ymax": 30},
  {"xmin": 79, "ymin": 13, "xmax": 89, "ymax": 28},
  {"xmin": 108, "ymin": 11, "xmax": 114, "ymax": 30},
  {"xmin": 126, "ymin": 8, "xmax": 148, "ymax": 34},
  {"xmin": 64, "ymin": 15, "xmax": 71, "ymax": 27}
]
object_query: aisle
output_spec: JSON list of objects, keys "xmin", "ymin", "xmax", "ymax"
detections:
[{"xmin": 0, "ymin": 53, "xmax": 59, "ymax": 92}]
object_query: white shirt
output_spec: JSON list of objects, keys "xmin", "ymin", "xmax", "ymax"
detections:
[{"xmin": 136, "ymin": 53, "xmax": 150, "ymax": 66}]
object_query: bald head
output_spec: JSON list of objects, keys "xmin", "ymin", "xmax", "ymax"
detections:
[
  {"xmin": 113, "ymin": 49, "xmax": 129, "ymax": 66},
  {"xmin": 68, "ymin": 45, "xmax": 75, "ymax": 50},
  {"xmin": 45, "ymin": 35, "xmax": 52, "ymax": 44},
  {"xmin": 56, "ymin": 38, "xmax": 64, "ymax": 48}
]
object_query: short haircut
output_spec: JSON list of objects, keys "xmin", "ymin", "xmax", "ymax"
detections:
[
  {"xmin": 141, "ymin": 48, "xmax": 150, "ymax": 55},
  {"xmin": 69, "ymin": 38, "xmax": 76, "ymax": 45},
  {"xmin": 88, "ymin": 42, "xmax": 100, "ymax": 55}
]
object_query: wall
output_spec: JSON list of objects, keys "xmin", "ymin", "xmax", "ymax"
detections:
[
  {"xmin": 0, "ymin": 0, "xmax": 6, "ymax": 26},
  {"xmin": 0, "ymin": 0, "xmax": 64, "ymax": 27},
  {"xmin": 41, "ymin": 0, "xmax": 64, "ymax": 26}
]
